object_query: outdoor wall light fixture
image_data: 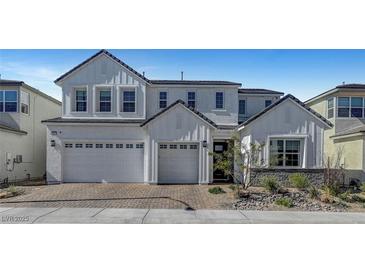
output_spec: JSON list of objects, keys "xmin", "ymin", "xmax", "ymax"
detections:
[
  {"xmin": 202, "ymin": 140, "xmax": 207, "ymax": 148},
  {"xmin": 50, "ymin": 140, "xmax": 56, "ymax": 147}
]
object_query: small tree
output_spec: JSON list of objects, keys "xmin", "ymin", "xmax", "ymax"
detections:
[
  {"xmin": 210, "ymin": 134, "xmax": 264, "ymax": 193},
  {"xmin": 323, "ymin": 147, "xmax": 345, "ymax": 194}
]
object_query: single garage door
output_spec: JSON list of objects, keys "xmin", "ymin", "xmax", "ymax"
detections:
[
  {"xmin": 63, "ymin": 142, "xmax": 144, "ymax": 183},
  {"xmin": 158, "ymin": 143, "xmax": 199, "ymax": 184}
]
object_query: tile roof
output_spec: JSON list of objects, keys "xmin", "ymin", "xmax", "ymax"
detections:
[
  {"xmin": 237, "ymin": 94, "xmax": 333, "ymax": 129},
  {"xmin": 140, "ymin": 99, "xmax": 217, "ymax": 128},
  {"xmin": 238, "ymin": 88, "xmax": 284, "ymax": 95},
  {"xmin": 42, "ymin": 117, "xmax": 144, "ymax": 124},
  {"xmin": 335, "ymin": 83, "xmax": 365, "ymax": 89},
  {"xmin": 0, "ymin": 122, "xmax": 27, "ymax": 134}
]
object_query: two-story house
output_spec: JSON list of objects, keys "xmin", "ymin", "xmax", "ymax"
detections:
[
  {"xmin": 43, "ymin": 50, "xmax": 332, "ymax": 184},
  {"xmin": 0, "ymin": 79, "xmax": 61, "ymax": 183},
  {"xmin": 306, "ymin": 84, "xmax": 365, "ymax": 184}
]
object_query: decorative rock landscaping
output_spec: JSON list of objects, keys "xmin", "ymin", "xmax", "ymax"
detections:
[{"xmin": 232, "ymin": 189, "xmax": 348, "ymax": 212}]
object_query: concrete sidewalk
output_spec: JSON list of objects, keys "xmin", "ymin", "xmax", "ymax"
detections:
[{"xmin": 1, "ymin": 207, "xmax": 365, "ymax": 224}]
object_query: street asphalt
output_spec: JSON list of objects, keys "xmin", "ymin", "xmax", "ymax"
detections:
[{"xmin": 1, "ymin": 207, "xmax": 365, "ymax": 223}]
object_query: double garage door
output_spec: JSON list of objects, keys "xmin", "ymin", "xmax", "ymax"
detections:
[
  {"xmin": 63, "ymin": 142, "xmax": 144, "ymax": 183},
  {"xmin": 158, "ymin": 143, "xmax": 199, "ymax": 184}
]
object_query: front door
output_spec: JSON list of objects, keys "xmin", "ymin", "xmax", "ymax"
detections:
[{"xmin": 213, "ymin": 141, "xmax": 229, "ymax": 181}]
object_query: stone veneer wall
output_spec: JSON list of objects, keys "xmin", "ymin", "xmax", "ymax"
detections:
[{"xmin": 250, "ymin": 168, "xmax": 325, "ymax": 187}]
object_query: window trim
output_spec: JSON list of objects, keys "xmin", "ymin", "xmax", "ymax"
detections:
[
  {"xmin": 268, "ymin": 137, "xmax": 305, "ymax": 168},
  {"xmin": 187, "ymin": 91, "xmax": 196, "ymax": 109},
  {"xmin": 215, "ymin": 92, "xmax": 224, "ymax": 109},
  {"xmin": 336, "ymin": 96, "xmax": 365, "ymax": 119},
  {"xmin": 122, "ymin": 89, "xmax": 137, "ymax": 113},
  {"xmin": 75, "ymin": 89, "xmax": 88, "ymax": 113},
  {"xmin": 94, "ymin": 85, "xmax": 113, "ymax": 113},
  {"xmin": 0, "ymin": 90, "xmax": 18, "ymax": 113},
  {"xmin": 71, "ymin": 86, "xmax": 88, "ymax": 113},
  {"xmin": 159, "ymin": 91, "xmax": 168, "ymax": 109}
]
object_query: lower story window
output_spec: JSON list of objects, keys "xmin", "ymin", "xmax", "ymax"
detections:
[{"xmin": 269, "ymin": 139, "xmax": 302, "ymax": 167}]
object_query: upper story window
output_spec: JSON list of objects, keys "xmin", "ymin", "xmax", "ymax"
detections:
[
  {"xmin": 270, "ymin": 139, "xmax": 301, "ymax": 167},
  {"xmin": 159, "ymin": 91, "xmax": 167, "ymax": 109},
  {"xmin": 0, "ymin": 90, "xmax": 17, "ymax": 112},
  {"xmin": 265, "ymin": 100, "xmax": 272, "ymax": 107},
  {"xmin": 239, "ymin": 100, "xmax": 246, "ymax": 115},
  {"xmin": 75, "ymin": 90, "xmax": 87, "ymax": 112},
  {"xmin": 215, "ymin": 92, "xmax": 224, "ymax": 109},
  {"xmin": 95, "ymin": 89, "xmax": 112, "ymax": 112},
  {"xmin": 187, "ymin": 92, "xmax": 196, "ymax": 108},
  {"xmin": 123, "ymin": 90, "xmax": 136, "ymax": 112},
  {"xmin": 20, "ymin": 91, "xmax": 30, "ymax": 114},
  {"xmin": 327, "ymin": 97, "xmax": 334, "ymax": 118},
  {"xmin": 337, "ymin": 96, "xmax": 364, "ymax": 118}
]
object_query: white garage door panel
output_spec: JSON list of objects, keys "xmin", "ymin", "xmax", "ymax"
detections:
[
  {"xmin": 63, "ymin": 146, "xmax": 144, "ymax": 183},
  {"xmin": 158, "ymin": 143, "xmax": 199, "ymax": 184}
]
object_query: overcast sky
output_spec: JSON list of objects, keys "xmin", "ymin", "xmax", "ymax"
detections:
[{"xmin": 1, "ymin": 49, "xmax": 365, "ymax": 101}]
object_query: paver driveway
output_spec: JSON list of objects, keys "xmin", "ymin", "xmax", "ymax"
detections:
[{"xmin": 0, "ymin": 183, "xmax": 237, "ymax": 209}]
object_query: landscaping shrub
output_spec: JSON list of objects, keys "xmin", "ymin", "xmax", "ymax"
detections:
[
  {"xmin": 7, "ymin": 185, "xmax": 21, "ymax": 196},
  {"xmin": 308, "ymin": 185, "xmax": 320, "ymax": 199},
  {"xmin": 352, "ymin": 194, "xmax": 365, "ymax": 203},
  {"xmin": 229, "ymin": 184, "xmax": 238, "ymax": 191},
  {"xmin": 338, "ymin": 190, "xmax": 352, "ymax": 203},
  {"xmin": 321, "ymin": 186, "xmax": 335, "ymax": 204},
  {"xmin": 208, "ymin": 186, "xmax": 226, "ymax": 194},
  {"xmin": 289, "ymin": 173, "xmax": 310, "ymax": 189},
  {"xmin": 361, "ymin": 183, "xmax": 365, "ymax": 193},
  {"xmin": 261, "ymin": 176, "xmax": 280, "ymax": 193},
  {"xmin": 275, "ymin": 197, "xmax": 293, "ymax": 208}
]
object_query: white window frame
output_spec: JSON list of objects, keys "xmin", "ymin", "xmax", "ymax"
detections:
[
  {"xmin": 0, "ymin": 90, "xmax": 18, "ymax": 113},
  {"xmin": 72, "ymin": 86, "xmax": 88, "ymax": 113},
  {"xmin": 159, "ymin": 91, "xmax": 168, "ymax": 109},
  {"xmin": 187, "ymin": 91, "xmax": 196, "ymax": 108},
  {"xmin": 327, "ymin": 97, "xmax": 334, "ymax": 119},
  {"xmin": 75, "ymin": 89, "xmax": 88, "ymax": 112},
  {"xmin": 94, "ymin": 85, "xmax": 113, "ymax": 113},
  {"xmin": 121, "ymin": 89, "xmax": 137, "ymax": 113},
  {"xmin": 215, "ymin": 92, "xmax": 224, "ymax": 109},
  {"xmin": 337, "ymin": 96, "xmax": 364, "ymax": 119},
  {"xmin": 20, "ymin": 90, "xmax": 30, "ymax": 115},
  {"xmin": 268, "ymin": 137, "xmax": 305, "ymax": 168}
]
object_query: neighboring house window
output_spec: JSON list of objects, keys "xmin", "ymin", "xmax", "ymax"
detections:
[
  {"xmin": 337, "ymin": 97, "xmax": 350, "ymax": 117},
  {"xmin": 123, "ymin": 91, "xmax": 136, "ymax": 112},
  {"xmin": 0, "ymin": 90, "xmax": 17, "ymax": 112},
  {"xmin": 270, "ymin": 139, "xmax": 301, "ymax": 167},
  {"xmin": 99, "ymin": 90, "xmax": 111, "ymax": 112},
  {"xmin": 187, "ymin": 92, "xmax": 196, "ymax": 108},
  {"xmin": 76, "ymin": 90, "xmax": 87, "ymax": 112},
  {"xmin": 21, "ymin": 91, "xmax": 30, "ymax": 114},
  {"xmin": 215, "ymin": 92, "xmax": 224, "ymax": 109},
  {"xmin": 327, "ymin": 98, "xmax": 334, "ymax": 118},
  {"xmin": 265, "ymin": 100, "xmax": 272, "ymax": 107},
  {"xmin": 159, "ymin": 91, "xmax": 167, "ymax": 109},
  {"xmin": 350, "ymin": 97, "xmax": 363, "ymax": 118}
]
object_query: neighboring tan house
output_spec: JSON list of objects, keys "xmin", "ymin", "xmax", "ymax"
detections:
[
  {"xmin": 43, "ymin": 49, "xmax": 331, "ymax": 184},
  {"xmin": 0, "ymin": 79, "xmax": 61, "ymax": 183},
  {"xmin": 306, "ymin": 84, "xmax": 365, "ymax": 184}
]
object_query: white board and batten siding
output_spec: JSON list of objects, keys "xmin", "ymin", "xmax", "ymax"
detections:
[
  {"xmin": 240, "ymin": 99, "xmax": 327, "ymax": 168},
  {"xmin": 144, "ymin": 104, "xmax": 214, "ymax": 184},
  {"xmin": 60, "ymin": 53, "xmax": 146, "ymax": 119}
]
